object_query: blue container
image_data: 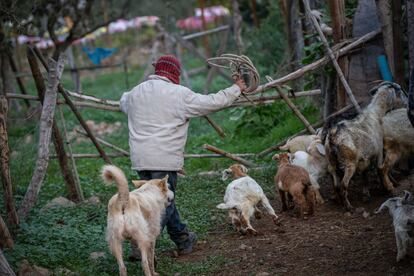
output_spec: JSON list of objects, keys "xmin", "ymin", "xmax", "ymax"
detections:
[{"xmin": 377, "ymin": 55, "xmax": 393, "ymax": 81}]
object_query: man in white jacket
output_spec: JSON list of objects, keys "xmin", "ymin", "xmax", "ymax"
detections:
[{"xmin": 120, "ymin": 55, "xmax": 245, "ymax": 256}]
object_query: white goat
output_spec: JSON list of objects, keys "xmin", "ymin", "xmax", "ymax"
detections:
[
  {"xmin": 381, "ymin": 108, "xmax": 414, "ymax": 194},
  {"xmin": 290, "ymin": 138, "xmax": 327, "ymax": 204},
  {"xmin": 376, "ymin": 191, "xmax": 414, "ymax": 262},
  {"xmin": 325, "ymin": 82, "xmax": 407, "ymax": 211},
  {"xmin": 217, "ymin": 164, "xmax": 278, "ymax": 235},
  {"xmin": 279, "ymin": 134, "xmax": 317, "ymax": 153}
]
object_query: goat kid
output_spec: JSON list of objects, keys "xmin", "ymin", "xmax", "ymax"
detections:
[
  {"xmin": 273, "ymin": 153, "xmax": 316, "ymax": 217},
  {"xmin": 102, "ymin": 165, "xmax": 174, "ymax": 276},
  {"xmin": 290, "ymin": 138, "xmax": 327, "ymax": 204},
  {"xmin": 279, "ymin": 134, "xmax": 318, "ymax": 153},
  {"xmin": 325, "ymin": 82, "xmax": 407, "ymax": 211},
  {"xmin": 218, "ymin": 164, "xmax": 278, "ymax": 235},
  {"xmin": 376, "ymin": 191, "xmax": 414, "ymax": 262}
]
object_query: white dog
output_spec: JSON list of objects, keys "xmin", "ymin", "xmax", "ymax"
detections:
[
  {"xmin": 102, "ymin": 165, "xmax": 174, "ymax": 276},
  {"xmin": 376, "ymin": 191, "xmax": 414, "ymax": 262},
  {"xmin": 217, "ymin": 164, "xmax": 279, "ymax": 235}
]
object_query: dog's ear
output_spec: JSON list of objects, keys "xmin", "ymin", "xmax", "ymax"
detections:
[
  {"xmin": 157, "ymin": 175, "xmax": 169, "ymax": 192},
  {"xmin": 132, "ymin": 180, "xmax": 147, "ymax": 189}
]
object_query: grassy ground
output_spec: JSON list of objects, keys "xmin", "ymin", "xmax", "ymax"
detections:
[{"xmin": 2, "ymin": 62, "xmax": 319, "ymax": 275}]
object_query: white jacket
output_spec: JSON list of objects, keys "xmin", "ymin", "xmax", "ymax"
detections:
[{"xmin": 120, "ymin": 75, "xmax": 241, "ymax": 171}]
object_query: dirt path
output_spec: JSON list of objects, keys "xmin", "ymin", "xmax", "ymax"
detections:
[{"xmin": 175, "ymin": 175, "xmax": 414, "ymax": 275}]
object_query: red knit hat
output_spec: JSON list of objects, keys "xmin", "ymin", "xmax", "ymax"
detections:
[{"xmin": 154, "ymin": 55, "xmax": 181, "ymax": 84}]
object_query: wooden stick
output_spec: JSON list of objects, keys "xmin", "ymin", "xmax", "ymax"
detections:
[
  {"xmin": 5, "ymin": 89, "xmax": 322, "ymax": 112},
  {"xmin": 75, "ymin": 129, "xmax": 129, "ymax": 156},
  {"xmin": 50, "ymin": 152, "xmax": 255, "ymax": 159},
  {"xmin": 18, "ymin": 55, "xmax": 66, "ymax": 219},
  {"xmin": 182, "ymin": 25, "xmax": 230, "ymax": 40},
  {"xmin": 203, "ymin": 144, "xmax": 257, "ymax": 167},
  {"xmin": 27, "ymin": 47, "xmax": 81, "ymax": 202},
  {"xmin": 0, "ymin": 249, "xmax": 15, "ymax": 276},
  {"xmin": 8, "ymin": 54, "xmax": 30, "ymax": 107},
  {"xmin": 204, "ymin": 115, "xmax": 226, "ymax": 138},
  {"xmin": 302, "ymin": 0, "xmax": 361, "ymax": 113},
  {"xmin": 0, "ymin": 214, "xmax": 13, "ymax": 249},
  {"xmin": 58, "ymin": 107, "xmax": 84, "ymax": 201},
  {"xmin": 33, "ymin": 47, "xmax": 112, "ymax": 164},
  {"xmin": 266, "ymin": 76, "xmax": 316, "ymax": 134},
  {"xmin": 250, "ymin": 29, "xmax": 381, "ymax": 95}
]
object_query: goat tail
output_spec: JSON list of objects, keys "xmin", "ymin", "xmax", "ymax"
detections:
[{"xmin": 102, "ymin": 165, "xmax": 129, "ymax": 211}]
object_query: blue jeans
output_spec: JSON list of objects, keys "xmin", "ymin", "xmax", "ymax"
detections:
[{"xmin": 137, "ymin": 171, "xmax": 190, "ymax": 248}]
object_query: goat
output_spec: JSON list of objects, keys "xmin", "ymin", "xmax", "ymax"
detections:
[
  {"xmin": 380, "ymin": 108, "xmax": 414, "ymax": 194},
  {"xmin": 325, "ymin": 82, "xmax": 407, "ymax": 211},
  {"xmin": 279, "ymin": 134, "xmax": 318, "ymax": 153},
  {"xmin": 376, "ymin": 191, "xmax": 414, "ymax": 262},
  {"xmin": 218, "ymin": 164, "xmax": 278, "ymax": 235},
  {"xmin": 290, "ymin": 138, "xmax": 326, "ymax": 204},
  {"xmin": 273, "ymin": 153, "xmax": 316, "ymax": 217}
]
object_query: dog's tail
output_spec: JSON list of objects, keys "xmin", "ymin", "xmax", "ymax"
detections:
[{"xmin": 102, "ymin": 165, "xmax": 129, "ymax": 211}]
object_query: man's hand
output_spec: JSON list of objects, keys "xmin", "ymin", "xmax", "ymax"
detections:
[{"xmin": 234, "ymin": 77, "xmax": 247, "ymax": 92}]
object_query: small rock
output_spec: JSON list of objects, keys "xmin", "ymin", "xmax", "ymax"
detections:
[
  {"xmin": 86, "ymin": 196, "xmax": 100, "ymax": 205},
  {"xmin": 19, "ymin": 260, "xmax": 51, "ymax": 276},
  {"xmin": 89, "ymin": 251, "xmax": 106, "ymax": 261},
  {"xmin": 42, "ymin": 197, "xmax": 75, "ymax": 211},
  {"xmin": 344, "ymin": 212, "xmax": 352, "ymax": 217},
  {"xmin": 256, "ymin": 272, "xmax": 270, "ymax": 276},
  {"xmin": 239, "ymin": 243, "xmax": 248, "ymax": 250},
  {"xmin": 355, "ymin": 207, "xmax": 365, "ymax": 214},
  {"xmin": 362, "ymin": 211, "xmax": 370, "ymax": 218},
  {"xmin": 24, "ymin": 135, "xmax": 33, "ymax": 144}
]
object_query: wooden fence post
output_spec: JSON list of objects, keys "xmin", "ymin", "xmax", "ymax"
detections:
[
  {"xmin": 0, "ymin": 249, "xmax": 15, "ymax": 276},
  {"xmin": 27, "ymin": 47, "xmax": 82, "ymax": 202},
  {"xmin": 18, "ymin": 55, "xmax": 67, "ymax": 219},
  {"xmin": 203, "ymin": 144, "xmax": 257, "ymax": 167}
]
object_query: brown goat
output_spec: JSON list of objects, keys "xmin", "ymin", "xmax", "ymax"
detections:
[{"xmin": 273, "ymin": 153, "xmax": 316, "ymax": 217}]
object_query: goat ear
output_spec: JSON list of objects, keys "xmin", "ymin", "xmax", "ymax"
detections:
[
  {"xmin": 221, "ymin": 169, "xmax": 230, "ymax": 181},
  {"xmin": 240, "ymin": 165, "xmax": 248, "ymax": 174},
  {"xmin": 132, "ymin": 180, "xmax": 147, "ymax": 188},
  {"xmin": 403, "ymin": 190, "xmax": 411, "ymax": 202},
  {"xmin": 316, "ymin": 143, "xmax": 326, "ymax": 155}
]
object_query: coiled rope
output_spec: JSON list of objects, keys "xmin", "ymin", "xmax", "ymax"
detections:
[{"xmin": 207, "ymin": 54, "xmax": 260, "ymax": 94}]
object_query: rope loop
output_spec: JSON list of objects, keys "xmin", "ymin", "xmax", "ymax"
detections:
[{"xmin": 207, "ymin": 54, "xmax": 260, "ymax": 94}]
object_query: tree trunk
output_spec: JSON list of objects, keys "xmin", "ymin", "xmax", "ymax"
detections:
[
  {"xmin": 347, "ymin": 0, "xmax": 383, "ymax": 104},
  {"xmin": 408, "ymin": 0, "xmax": 414, "ymax": 72},
  {"xmin": 0, "ymin": 250, "xmax": 15, "ymax": 276},
  {"xmin": 392, "ymin": 0, "xmax": 404, "ymax": 86},
  {"xmin": 18, "ymin": 55, "xmax": 67, "ymax": 219},
  {"xmin": 0, "ymin": 53, "xmax": 19, "ymax": 227},
  {"xmin": 0, "ymin": 214, "xmax": 13, "ymax": 249},
  {"xmin": 231, "ymin": 0, "xmax": 244, "ymax": 54},
  {"xmin": 328, "ymin": 0, "xmax": 348, "ymax": 109},
  {"xmin": 250, "ymin": 0, "xmax": 259, "ymax": 27},
  {"xmin": 27, "ymin": 48, "xmax": 81, "ymax": 202}
]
